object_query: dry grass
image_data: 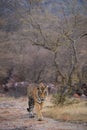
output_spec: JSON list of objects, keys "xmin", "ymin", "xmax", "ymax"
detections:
[
  {"xmin": 43, "ymin": 97, "xmax": 87, "ymax": 123},
  {"xmin": 0, "ymin": 96, "xmax": 87, "ymax": 123}
]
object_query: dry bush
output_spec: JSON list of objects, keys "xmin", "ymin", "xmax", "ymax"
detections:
[{"xmin": 44, "ymin": 98, "xmax": 87, "ymax": 122}]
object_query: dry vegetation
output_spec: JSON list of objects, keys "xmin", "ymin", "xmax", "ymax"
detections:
[
  {"xmin": 0, "ymin": 0, "xmax": 87, "ymax": 85},
  {"xmin": 0, "ymin": 95, "xmax": 87, "ymax": 130},
  {"xmin": 0, "ymin": 1, "xmax": 87, "ymax": 129},
  {"xmin": 44, "ymin": 96, "xmax": 87, "ymax": 123}
]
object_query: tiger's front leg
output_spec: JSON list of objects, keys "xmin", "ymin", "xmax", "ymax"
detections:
[{"xmin": 35, "ymin": 102, "xmax": 44, "ymax": 121}]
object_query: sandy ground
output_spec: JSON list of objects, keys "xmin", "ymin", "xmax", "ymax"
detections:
[{"xmin": 0, "ymin": 96, "xmax": 87, "ymax": 130}]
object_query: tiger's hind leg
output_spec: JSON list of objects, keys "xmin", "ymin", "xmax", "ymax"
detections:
[{"xmin": 27, "ymin": 96, "xmax": 35, "ymax": 118}]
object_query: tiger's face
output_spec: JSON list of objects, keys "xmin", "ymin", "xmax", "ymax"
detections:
[{"xmin": 37, "ymin": 83, "xmax": 48, "ymax": 102}]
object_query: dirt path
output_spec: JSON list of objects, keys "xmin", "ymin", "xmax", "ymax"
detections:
[{"xmin": 0, "ymin": 97, "xmax": 87, "ymax": 130}]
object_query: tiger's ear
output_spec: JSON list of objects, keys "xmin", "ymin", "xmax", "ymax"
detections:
[
  {"xmin": 39, "ymin": 82, "xmax": 43, "ymax": 86},
  {"xmin": 39, "ymin": 82, "xmax": 47, "ymax": 87},
  {"xmin": 44, "ymin": 83, "xmax": 47, "ymax": 88}
]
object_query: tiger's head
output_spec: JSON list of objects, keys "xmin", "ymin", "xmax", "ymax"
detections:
[{"xmin": 37, "ymin": 82, "xmax": 48, "ymax": 103}]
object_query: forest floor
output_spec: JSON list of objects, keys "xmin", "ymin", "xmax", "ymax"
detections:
[{"xmin": 0, "ymin": 94, "xmax": 87, "ymax": 130}]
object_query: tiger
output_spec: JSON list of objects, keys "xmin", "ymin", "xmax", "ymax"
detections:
[{"xmin": 27, "ymin": 82, "xmax": 48, "ymax": 121}]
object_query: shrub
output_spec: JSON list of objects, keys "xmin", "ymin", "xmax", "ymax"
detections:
[
  {"xmin": 52, "ymin": 93, "xmax": 66, "ymax": 105},
  {"xmin": 52, "ymin": 86, "xmax": 68, "ymax": 105}
]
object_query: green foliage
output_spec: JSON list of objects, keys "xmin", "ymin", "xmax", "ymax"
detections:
[
  {"xmin": 52, "ymin": 93, "xmax": 66, "ymax": 106},
  {"xmin": 52, "ymin": 93, "xmax": 80, "ymax": 106},
  {"xmin": 52, "ymin": 86, "xmax": 68, "ymax": 105},
  {"xmin": 52, "ymin": 85, "xmax": 81, "ymax": 106}
]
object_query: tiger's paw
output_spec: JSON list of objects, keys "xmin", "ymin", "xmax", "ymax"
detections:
[
  {"xmin": 29, "ymin": 114, "xmax": 35, "ymax": 118},
  {"xmin": 29, "ymin": 112, "xmax": 35, "ymax": 118},
  {"xmin": 37, "ymin": 117, "xmax": 43, "ymax": 121}
]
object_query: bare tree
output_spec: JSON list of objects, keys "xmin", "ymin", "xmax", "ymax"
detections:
[
  {"xmin": 0, "ymin": 0, "xmax": 87, "ymax": 84},
  {"xmin": 14, "ymin": 0, "xmax": 87, "ymax": 85},
  {"xmin": 57, "ymin": 0, "xmax": 87, "ymax": 86}
]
